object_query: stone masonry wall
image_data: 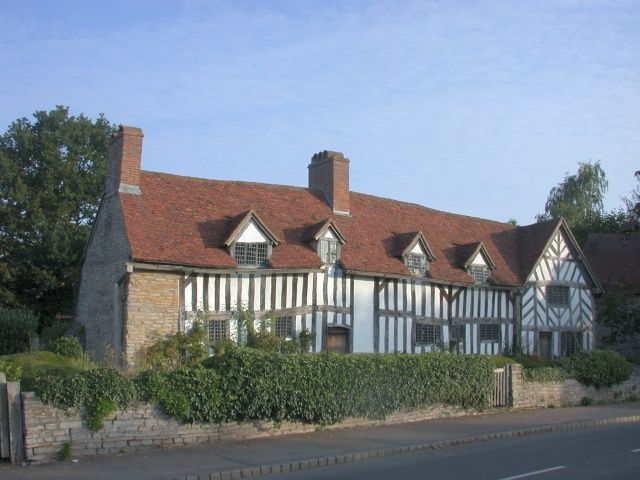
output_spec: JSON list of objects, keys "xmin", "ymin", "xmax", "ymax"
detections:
[
  {"xmin": 75, "ymin": 193, "xmax": 130, "ymax": 362},
  {"xmin": 21, "ymin": 392, "xmax": 472, "ymax": 464},
  {"xmin": 124, "ymin": 270, "xmax": 180, "ymax": 365},
  {"xmin": 511, "ymin": 364, "xmax": 640, "ymax": 408}
]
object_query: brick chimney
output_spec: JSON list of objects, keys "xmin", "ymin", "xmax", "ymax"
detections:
[
  {"xmin": 308, "ymin": 151, "xmax": 350, "ymax": 215},
  {"xmin": 107, "ymin": 126, "xmax": 144, "ymax": 195}
]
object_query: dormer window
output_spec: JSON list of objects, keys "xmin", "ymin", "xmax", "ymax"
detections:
[
  {"xmin": 406, "ymin": 252, "xmax": 427, "ymax": 275},
  {"xmin": 397, "ymin": 231, "xmax": 435, "ymax": 277},
  {"xmin": 319, "ymin": 237, "xmax": 339, "ymax": 264},
  {"xmin": 305, "ymin": 220, "xmax": 346, "ymax": 266},
  {"xmin": 234, "ymin": 242, "xmax": 268, "ymax": 266},
  {"xmin": 223, "ymin": 210, "xmax": 280, "ymax": 268},
  {"xmin": 461, "ymin": 241, "xmax": 495, "ymax": 285},
  {"xmin": 468, "ymin": 264, "xmax": 490, "ymax": 284}
]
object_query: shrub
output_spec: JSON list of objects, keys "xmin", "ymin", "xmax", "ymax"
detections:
[
  {"xmin": 0, "ymin": 351, "xmax": 93, "ymax": 390},
  {"xmin": 139, "ymin": 319, "xmax": 208, "ymax": 371},
  {"xmin": 563, "ymin": 350, "xmax": 633, "ymax": 388},
  {"xmin": 211, "ymin": 350, "xmax": 493, "ymax": 425},
  {"xmin": 48, "ymin": 337, "xmax": 84, "ymax": 358},
  {"xmin": 0, "ymin": 307, "xmax": 38, "ymax": 355},
  {"xmin": 57, "ymin": 442, "xmax": 72, "ymax": 461},
  {"xmin": 486, "ymin": 356, "xmax": 517, "ymax": 368},
  {"xmin": 34, "ymin": 368, "xmax": 138, "ymax": 431},
  {"xmin": 0, "ymin": 360, "xmax": 22, "ymax": 381}
]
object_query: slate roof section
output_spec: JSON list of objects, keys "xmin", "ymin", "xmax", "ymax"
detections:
[
  {"xmin": 119, "ymin": 171, "xmax": 578, "ymax": 287},
  {"xmin": 583, "ymin": 232, "xmax": 640, "ymax": 294}
]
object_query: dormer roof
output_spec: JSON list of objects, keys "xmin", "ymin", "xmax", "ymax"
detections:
[
  {"xmin": 303, "ymin": 219, "xmax": 347, "ymax": 244},
  {"xmin": 459, "ymin": 241, "xmax": 496, "ymax": 270},
  {"xmin": 223, "ymin": 209, "xmax": 280, "ymax": 247},
  {"xmin": 395, "ymin": 231, "xmax": 435, "ymax": 261}
]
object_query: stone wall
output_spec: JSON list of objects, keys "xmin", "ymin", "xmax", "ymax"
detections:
[
  {"xmin": 20, "ymin": 392, "xmax": 471, "ymax": 464},
  {"xmin": 75, "ymin": 193, "xmax": 130, "ymax": 363},
  {"xmin": 123, "ymin": 269, "xmax": 180, "ymax": 364},
  {"xmin": 511, "ymin": 364, "xmax": 640, "ymax": 408}
]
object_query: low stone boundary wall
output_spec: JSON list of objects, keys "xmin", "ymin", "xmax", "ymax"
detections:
[
  {"xmin": 511, "ymin": 364, "xmax": 640, "ymax": 408},
  {"xmin": 21, "ymin": 392, "xmax": 473, "ymax": 464}
]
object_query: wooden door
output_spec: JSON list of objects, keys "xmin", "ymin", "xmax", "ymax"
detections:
[
  {"xmin": 326, "ymin": 327, "xmax": 349, "ymax": 353},
  {"xmin": 539, "ymin": 332, "xmax": 552, "ymax": 359}
]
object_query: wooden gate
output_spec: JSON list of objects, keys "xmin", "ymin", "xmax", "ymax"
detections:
[
  {"xmin": 492, "ymin": 366, "xmax": 510, "ymax": 408},
  {"xmin": 0, "ymin": 372, "xmax": 23, "ymax": 464}
]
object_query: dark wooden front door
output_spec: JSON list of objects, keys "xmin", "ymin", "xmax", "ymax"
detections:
[
  {"xmin": 326, "ymin": 327, "xmax": 349, "ymax": 353},
  {"xmin": 539, "ymin": 332, "xmax": 552, "ymax": 359}
]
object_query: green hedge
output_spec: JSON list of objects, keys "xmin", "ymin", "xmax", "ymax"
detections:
[
  {"xmin": 563, "ymin": 350, "xmax": 632, "ymax": 388},
  {"xmin": 0, "ymin": 307, "xmax": 38, "ymax": 355},
  {"xmin": 34, "ymin": 351, "xmax": 494, "ymax": 429}
]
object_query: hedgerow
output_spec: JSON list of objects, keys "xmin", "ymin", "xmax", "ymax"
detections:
[
  {"xmin": 33, "ymin": 351, "xmax": 494, "ymax": 429},
  {"xmin": 562, "ymin": 350, "xmax": 632, "ymax": 388}
]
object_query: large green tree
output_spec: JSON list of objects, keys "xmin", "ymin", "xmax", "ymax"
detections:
[
  {"xmin": 536, "ymin": 161, "xmax": 628, "ymax": 244},
  {"xmin": 0, "ymin": 106, "xmax": 114, "ymax": 323}
]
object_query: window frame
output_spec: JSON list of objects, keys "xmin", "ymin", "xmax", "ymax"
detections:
[
  {"xmin": 318, "ymin": 237, "xmax": 339, "ymax": 265},
  {"xmin": 560, "ymin": 331, "xmax": 582, "ymax": 357},
  {"xmin": 415, "ymin": 323, "xmax": 442, "ymax": 346},
  {"xmin": 449, "ymin": 324, "xmax": 465, "ymax": 343},
  {"xmin": 233, "ymin": 241, "xmax": 269, "ymax": 267},
  {"xmin": 547, "ymin": 285, "xmax": 570, "ymax": 308},
  {"xmin": 479, "ymin": 323, "xmax": 499, "ymax": 343},
  {"xmin": 468, "ymin": 264, "xmax": 490, "ymax": 284},
  {"xmin": 405, "ymin": 252, "xmax": 428, "ymax": 275},
  {"xmin": 208, "ymin": 319, "xmax": 230, "ymax": 344},
  {"xmin": 274, "ymin": 316, "xmax": 294, "ymax": 339}
]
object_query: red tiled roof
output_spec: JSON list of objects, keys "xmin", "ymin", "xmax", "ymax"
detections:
[
  {"xmin": 119, "ymin": 171, "xmax": 561, "ymax": 287},
  {"xmin": 583, "ymin": 232, "xmax": 640, "ymax": 294}
]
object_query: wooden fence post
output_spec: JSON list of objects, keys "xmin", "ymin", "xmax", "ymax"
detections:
[
  {"xmin": 0, "ymin": 372, "xmax": 9, "ymax": 460},
  {"xmin": 6, "ymin": 381, "xmax": 23, "ymax": 465}
]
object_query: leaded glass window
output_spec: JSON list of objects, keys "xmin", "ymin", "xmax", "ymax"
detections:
[
  {"xmin": 479, "ymin": 324, "xmax": 499, "ymax": 342},
  {"xmin": 406, "ymin": 253, "xmax": 427, "ymax": 275},
  {"xmin": 468, "ymin": 265, "xmax": 490, "ymax": 284},
  {"xmin": 319, "ymin": 238, "xmax": 339, "ymax": 264},
  {"xmin": 274, "ymin": 316, "xmax": 294, "ymax": 339},
  {"xmin": 416, "ymin": 323, "xmax": 441, "ymax": 345},
  {"xmin": 208, "ymin": 319, "xmax": 230, "ymax": 344},
  {"xmin": 234, "ymin": 242, "xmax": 268, "ymax": 266},
  {"xmin": 547, "ymin": 285, "xmax": 569, "ymax": 307}
]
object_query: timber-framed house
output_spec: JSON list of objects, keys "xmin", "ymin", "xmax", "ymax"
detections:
[{"xmin": 76, "ymin": 126, "xmax": 602, "ymax": 364}]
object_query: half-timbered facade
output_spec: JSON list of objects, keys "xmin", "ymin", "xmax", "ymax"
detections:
[{"xmin": 76, "ymin": 126, "xmax": 602, "ymax": 364}]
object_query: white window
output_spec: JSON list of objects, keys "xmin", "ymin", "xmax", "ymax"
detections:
[
  {"xmin": 416, "ymin": 324, "xmax": 441, "ymax": 345},
  {"xmin": 234, "ymin": 242, "xmax": 268, "ymax": 266},
  {"xmin": 319, "ymin": 238, "xmax": 339, "ymax": 264},
  {"xmin": 406, "ymin": 253, "xmax": 427, "ymax": 275},
  {"xmin": 468, "ymin": 265, "xmax": 490, "ymax": 284},
  {"xmin": 547, "ymin": 285, "xmax": 569, "ymax": 307}
]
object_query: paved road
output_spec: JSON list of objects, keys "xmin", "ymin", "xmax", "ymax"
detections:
[
  {"xmin": 280, "ymin": 423, "xmax": 640, "ymax": 480},
  {"xmin": 1, "ymin": 403, "xmax": 639, "ymax": 480}
]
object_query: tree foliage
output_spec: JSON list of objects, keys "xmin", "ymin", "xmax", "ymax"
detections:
[
  {"xmin": 0, "ymin": 107, "xmax": 114, "ymax": 322},
  {"xmin": 536, "ymin": 161, "xmax": 630, "ymax": 244},
  {"xmin": 537, "ymin": 161, "xmax": 608, "ymax": 225}
]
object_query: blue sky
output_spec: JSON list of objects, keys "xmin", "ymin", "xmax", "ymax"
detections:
[{"xmin": 1, "ymin": 0, "xmax": 638, "ymax": 224}]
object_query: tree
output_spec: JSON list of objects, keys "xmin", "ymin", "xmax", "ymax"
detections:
[
  {"xmin": 536, "ymin": 161, "xmax": 628, "ymax": 244},
  {"xmin": 536, "ymin": 161, "xmax": 608, "ymax": 225},
  {"xmin": 0, "ymin": 106, "xmax": 114, "ymax": 324}
]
